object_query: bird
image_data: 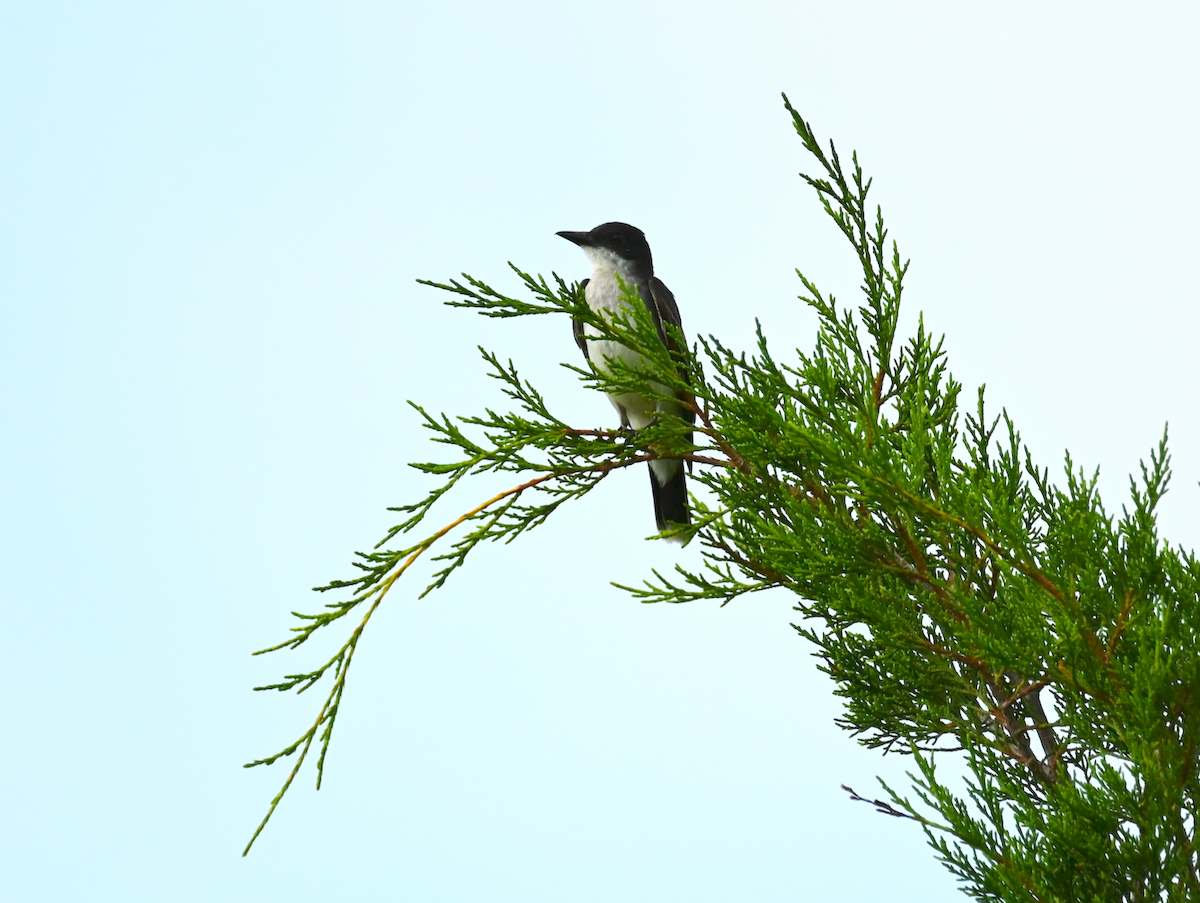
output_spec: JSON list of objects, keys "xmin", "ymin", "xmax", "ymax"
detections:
[{"xmin": 556, "ymin": 222, "xmax": 693, "ymax": 538}]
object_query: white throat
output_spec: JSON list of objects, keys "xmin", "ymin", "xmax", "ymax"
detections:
[{"xmin": 582, "ymin": 245, "xmax": 633, "ymax": 280}]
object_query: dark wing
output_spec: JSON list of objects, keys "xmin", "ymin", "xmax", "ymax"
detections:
[
  {"xmin": 648, "ymin": 276, "xmax": 696, "ymax": 430},
  {"xmin": 571, "ymin": 277, "xmax": 590, "ymax": 360},
  {"xmin": 648, "ymin": 276, "xmax": 682, "ymax": 339}
]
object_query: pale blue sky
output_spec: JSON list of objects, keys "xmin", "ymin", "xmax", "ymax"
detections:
[{"xmin": 3, "ymin": 2, "xmax": 1198, "ymax": 900}]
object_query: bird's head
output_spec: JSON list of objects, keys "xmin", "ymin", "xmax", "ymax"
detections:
[{"xmin": 557, "ymin": 222, "xmax": 654, "ymax": 280}]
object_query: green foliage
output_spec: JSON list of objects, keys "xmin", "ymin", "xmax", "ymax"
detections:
[{"xmin": 242, "ymin": 95, "xmax": 1200, "ymax": 901}]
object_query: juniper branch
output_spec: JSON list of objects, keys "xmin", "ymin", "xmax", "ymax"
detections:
[{"xmin": 242, "ymin": 96, "xmax": 1200, "ymax": 900}]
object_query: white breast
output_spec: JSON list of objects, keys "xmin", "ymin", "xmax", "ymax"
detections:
[{"xmin": 582, "ymin": 260, "xmax": 678, "ymax": 432}]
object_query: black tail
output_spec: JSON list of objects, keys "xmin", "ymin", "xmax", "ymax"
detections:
[{"xmin": 649, "ymin": 463, "xmax": 689, "ymax": 536}]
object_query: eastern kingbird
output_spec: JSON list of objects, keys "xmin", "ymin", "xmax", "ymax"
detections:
[{"xmin": 557, "ymin": 222, "xmax": 693, "ymax": 537}]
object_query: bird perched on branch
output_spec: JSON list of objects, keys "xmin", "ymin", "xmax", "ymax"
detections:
[{"xmin": 557, "ymin": 222, "xmax": 693, "ymax": 538}]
